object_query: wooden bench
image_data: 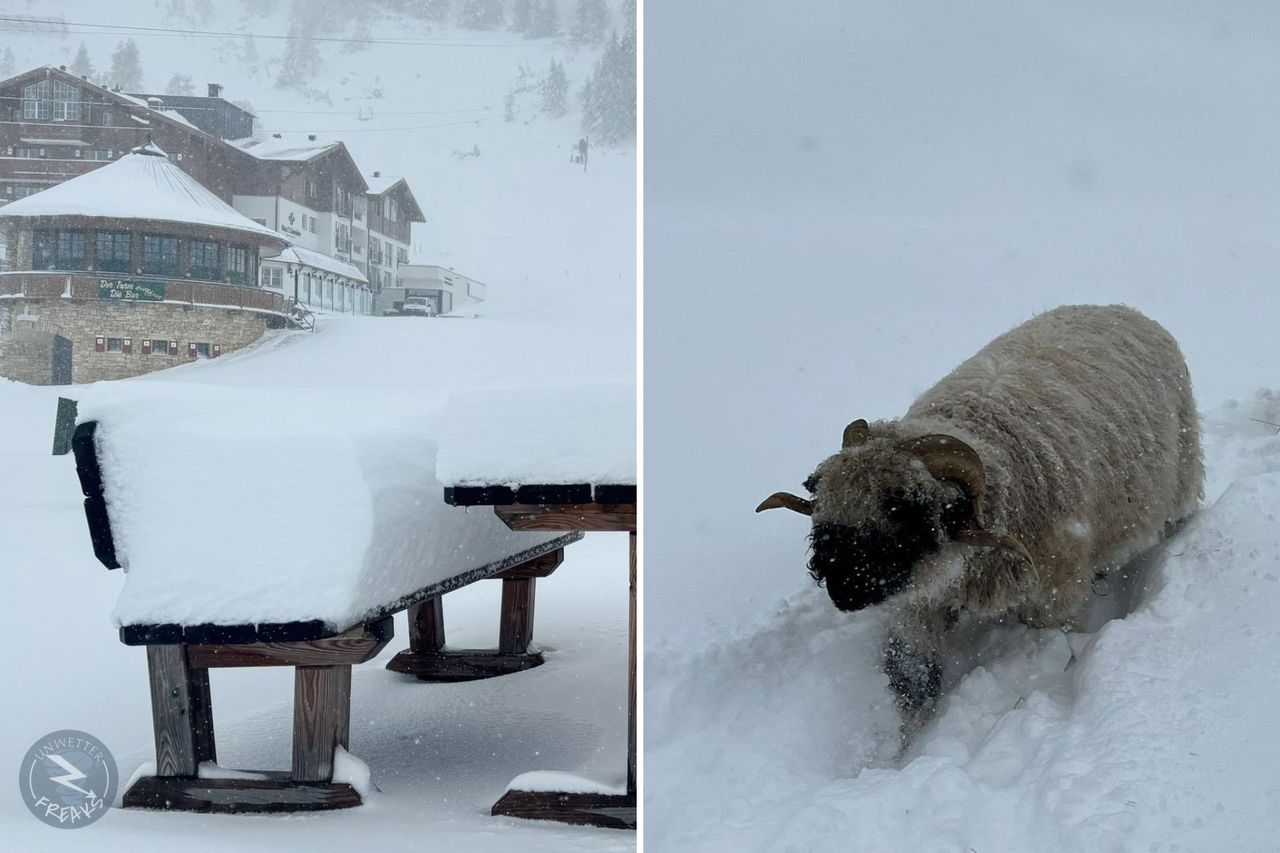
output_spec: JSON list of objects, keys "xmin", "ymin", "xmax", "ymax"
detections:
[{"xmin": 68, "ymin": 417, "xmax": 581, "ymax": 814}]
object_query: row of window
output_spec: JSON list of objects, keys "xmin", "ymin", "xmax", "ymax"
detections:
[
  {"xmin": 32, "ymin": 229, "xmax": 250, "ymax": 284},
  {"xmin": 94, "ymin": 337, "xmax": 222, "ymax": 358},
  {"xmin": 6, "ymin": 146, "xmax": 113, "ymax": 161}
]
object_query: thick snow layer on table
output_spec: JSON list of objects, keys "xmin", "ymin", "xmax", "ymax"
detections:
[
  {"xmin": 77, "ymin": 381, "xmax": 567, "ymax": 630},
  {"xmin": 0, "ymin": 148, "xmax": 280, "ymax": 241},
  {"xmin": 646, "ymin": 392, "xmax": 1280, "ymax": 852},
  {"xmin": 436, "ymin": 380, "xmax": 635, "ymax": 487}
]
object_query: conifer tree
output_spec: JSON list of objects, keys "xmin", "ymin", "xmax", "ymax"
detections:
[
  {"xmin": 70, "ymin": 43, "xmax": 95, "ymax": 79},
  {"xmin": 107, "ymin": 39, "xmax": 144, "ymax": 90},
  {"xmin": 529, "ymin": 0, "xmax": 560, "ymax": 38},
  {"xmin": 570, "ymin": 0, "xmax": 607, "ymax": 44},
  {"xmin": 458, "ymin": 0, "xmax": 504, "ymax": 30},
  {"xmin": 512, "ymin": 0, "xmax": 533, "ymax": 34},
  {"xmin": 277, "ymin": 1, "xmax": 320, "ymax": 88},
  {"xmin": 541, "ymin": 58, "xmax": 568, "ymax": 117}
]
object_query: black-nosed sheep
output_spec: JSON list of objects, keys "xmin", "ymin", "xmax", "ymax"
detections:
[{"xmin": 758, "ymin": 304, "xmax": 1203, "ymax": 732}]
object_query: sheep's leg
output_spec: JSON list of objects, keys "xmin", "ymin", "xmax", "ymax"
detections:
[{"xmin": 882, "ymin": 610, "xmax": 947, "ymax": 744}]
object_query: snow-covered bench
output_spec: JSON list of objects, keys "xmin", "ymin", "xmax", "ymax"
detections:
[
  {"xmin": 435, "ymin": 379, "xmax": 637, "ymax": 830},
  {"xmin": 65, "ymin": 389, "xmax": 580, "ymax": 814}
]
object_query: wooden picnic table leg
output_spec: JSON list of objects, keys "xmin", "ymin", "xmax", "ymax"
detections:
[
  {"xmin": 292, "ymin": 664, "xmax": 352, "ymax": 783},
  {"xmin": 144, "ymin": 644, "xmax": 215, "ymax": 778},
  {"xmin": 408, "ymin": 597, "xmax": 447, "ymax": 654},
  {"xmin": 387, "ymin": 549, "xmax": 563, "ymax": 682}
]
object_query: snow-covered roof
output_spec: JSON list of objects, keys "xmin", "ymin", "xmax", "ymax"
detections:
[
  {"xmin": 436, "ymin": 379, "xmax": 636, "ymax": 487},
  {"xmin": 0, "ymin": 144, "xmax": 283, "ymax": 242},
  {"xmin": 234, "ymin": 135, "xmax": 340, "ymax": 162},
  {"xmin": 267, "ymin": 245, "xmax": 368, "ymax": 284},
  {"xmin": 364, "ymin": 173, "xmax": 404, "ymax": 195}
]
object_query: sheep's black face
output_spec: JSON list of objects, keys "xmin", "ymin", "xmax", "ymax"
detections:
[{"xmin": 807, "ymin": 491, "xmax": 943, "ymax": 611}]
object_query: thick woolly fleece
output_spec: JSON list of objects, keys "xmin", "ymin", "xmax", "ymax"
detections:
[{"xmin": 808, "ymin": 304, "xmax": 1203, "ymax": 659}]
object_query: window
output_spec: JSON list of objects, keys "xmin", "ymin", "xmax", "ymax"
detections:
[
  {"xmin": 22, "ymin": 79, "xmax": 81, "ymax": 122},
  {"xmin": 194, "ymin": 342, "xmax": 211, "ymax": 358},
  {"xmin": 384, "ymin": 241, "xmax": 392, "ymax": 265},
  {"xmin": 189, "ymin": 239, "xmax": 221, "ymax": 281},
  {"xmin": 14, "ymin": 147, "xmax": 39, "ymax": 159},
  {"xmin": 396, "ymin": 246, "xmax": 408, "ymax": 264},
  {"xmin": 382, "ymin": 270, "xmax": 391, "ymax": 290},
  {"xmin": 106, "ymin": 337, "xmax": 124, "ymax": 353},
  {"xmin": 335, "ymin": 223, "xmax": 351, "ymax": 254},
  {"xmin": 33, "ymin": 229, "xmax": 87, "ymax": 270},
  {"xmin": 84, "ymin": 149, "xmax": 111, "ymax": 161},
  {"xmin": 386, "ymin": 198, "xmax": 399, "ymax": 223},
  {"xmin": 10, "ymin": 184, "xmax": 45, "ymax": 199},
  {"xmin": 309, "ymin": 215, "xmax": 317, "ymax": 234},
  {"xmin": 226, "ymin": 245, "xmax": 249, "ymax": 285},
  {"xmin": 261, "ymin": 266, "xmax": 283, "ymax": 289},
  {"xmin": 96, "ymin": 232, "xmax": 132, "ymax": 273},
  {"xmin": 149, "ymin": 339, "xmax": 171, "ymax": 355},
  {"xmin": 101, "ymin": 109, "xmax": 113, "ymax": 127},
  {"xmin": 142, "ymin": 235, "xmax": 180, "ymax": 277},
  {"xmin": 368, "ymin": 237, "xmax": 381, "ymax": 264},
  {"xmin": 354, "ymin": 196, "xmax": 366, "ymax": 221}
]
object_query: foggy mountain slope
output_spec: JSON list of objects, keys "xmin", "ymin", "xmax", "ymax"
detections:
[
  {"xmin": 645, "ymin": 391, "xmax": 1280, "ymax": 853},
  {"xmin": 3, "ymin": 0, "xmax": 635, "ymax": 325}
]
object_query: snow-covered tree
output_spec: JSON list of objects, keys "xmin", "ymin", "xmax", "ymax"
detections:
[
  {"xmin": 107, "ymin": 38, "xmax": 144, "ymax": 90},
  {"xmin": 458, "ymin": 0, "xmax": 504, "ymax": 30},
  {"xmin": 165, "ymin": 73, "xmax": 195, "ymax": 95},
  {"xmin": 0, "ymin": 47, "xmax": 14, "ymax": 78},
  {"xmin": 528, "ymin": 0, "xmax": 560, "ymax": 38},
  {"xmin": 277, "ymin": 1, "xmax": 320, "ymax": 89},
  {"xmin": 511, "ymin": 0, "xmax": 534, "ymax": 34},
  {"xmin": 70, "ymin": 43, "xmax": 95, "ymax": 79},
  {"xmin": 541, "ymin": 58, "xmax": 568, "ymax": 117},
  {"xmin": 570, "ymin": 0, "xmax": 607, "ymax": 44},
  {"xmin": 579, "ymin": 17, "xmax": 635, "ymax": 145}
]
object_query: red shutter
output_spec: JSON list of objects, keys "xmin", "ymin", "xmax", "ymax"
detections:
[
  {"xmin": 141, "ymin": 340, "xmax": 152, "ymax": 355},
  {"xmin": 94, "ymin": 336, "xmax": 105, "ymax": 353},
  {"xmin": 188, "ymin": 342, "xmax": 197, "ymax": 359},
  {"xmin": 168, "ymin": 340, "xmax": 178, "ymax": 356},
  {"xmin": 122, "ymin": 338, "xmax": 132, "ymax": 354},
  {"xmin": 211, "ymin": 344, "xmax": 222, "ymax": 358}
]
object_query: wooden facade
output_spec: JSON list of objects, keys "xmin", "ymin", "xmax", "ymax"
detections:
[{"xmin": 0, "ymin": 66, "xmax": 254, "ymax": 205}]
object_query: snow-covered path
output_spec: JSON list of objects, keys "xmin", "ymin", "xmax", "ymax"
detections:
[{"xmin": 646, "ymin": 392, "xmax": 1280, "ymax": 853}]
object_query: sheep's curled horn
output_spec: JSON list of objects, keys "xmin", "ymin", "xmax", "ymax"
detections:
[{"xmin": 755, "ymin": 419, "xmax": 1033, "ymax": 563}]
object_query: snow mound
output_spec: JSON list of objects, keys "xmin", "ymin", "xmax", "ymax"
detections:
[{"xmin": 647, "ymin": 395, "xmax": 1280, "ymax": 852}]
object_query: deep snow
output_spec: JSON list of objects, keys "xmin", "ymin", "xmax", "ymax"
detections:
[{"xmin": 646, "ymin": 392, "xmax": 1280, "ymax": 852}]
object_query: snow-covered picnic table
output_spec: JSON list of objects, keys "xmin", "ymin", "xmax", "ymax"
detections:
[
  {"xmin": 68, "ymin": 383, "xmax": 583, "ymax": 813},
  {"xmin": 435, "ymin": 378, "xmax": 637, "ymax": 830}
]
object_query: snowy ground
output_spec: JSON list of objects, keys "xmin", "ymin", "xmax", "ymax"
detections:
[{"xmin": 0, "ymin": 318, "xmax": 632, "ymax": 852}]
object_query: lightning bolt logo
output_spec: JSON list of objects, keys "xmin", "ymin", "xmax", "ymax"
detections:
[{"xmin": 44, "ymin": 754, "xmax": 95, "ymax": 799}]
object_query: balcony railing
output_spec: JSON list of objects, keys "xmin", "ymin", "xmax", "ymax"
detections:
[{"xmin": 0, "ymin": 272, "xmax": 288, "ymax": 316}]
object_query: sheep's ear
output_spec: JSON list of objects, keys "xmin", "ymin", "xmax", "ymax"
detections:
[
  {"xmin": 756, "ymin": 492, "xmax": 813, "ymax": 515},
  {"xmin": 954, "ymin": 529, "xmax": 1032, "ymax": 563}
]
